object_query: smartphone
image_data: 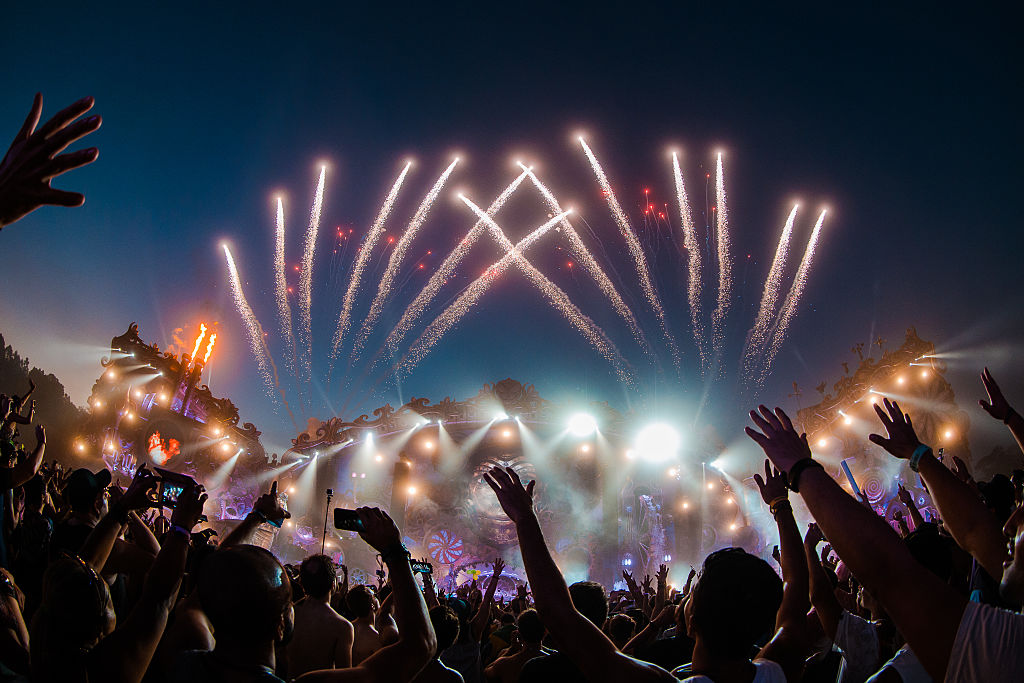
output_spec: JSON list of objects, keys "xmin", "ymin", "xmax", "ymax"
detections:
[
  {"xmin": 154, "ymin": 468, "xmax": 198, "ymax": 509},
  {"xmin": 411, "ymin": 561, "xmax": 433, "ymax": 574},
  {"xmin": 334, "ymin": 508, "xmax": 365, "ymax": 531}
]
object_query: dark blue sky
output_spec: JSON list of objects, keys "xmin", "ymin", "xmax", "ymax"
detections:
[{"xmin": 2, "ymin": 2, "xmax": 1021, "ymax": 458}]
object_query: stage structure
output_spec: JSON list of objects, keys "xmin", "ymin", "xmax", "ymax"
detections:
[
  {"xmin": 795, "ymin": 327, "xmax": 970, "ymax": 526},
  {"xmin": 81, "ymin": 323, "xmax": 279, "ymax": 546},
  {"xmin": 281, "ymin": 379, "xmax": 746, "ymax": 591}
]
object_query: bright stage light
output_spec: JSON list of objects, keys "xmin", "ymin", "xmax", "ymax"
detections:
[
  {"xmin": 921, "ymin": 369, "xmax": 930, "ymax": 379},
  {"xmin": 567, "ymin": 413, "xmax": 597, "ymax": 437},
  {"xmin": 288, "ymin": 487, "xmax": 295, "ymax": 493},
  {"xmin": 667, "ymin": 467, "xmax": 678, "ymax": 478},
  {"xmin": 944, "ymin": 429, "xmax": 954, "ymax": 439},
  {"xmin": 375, "ymin": 454, "xmax": 383, "ymax": 462},
  {"xmin": 634, "ymin": 423, "xmax": 681, "ymax": 462},
  {"xmin": 625, "ymin": 449, "xmax": 636, "ymax": 460},
  {"xmin": 844, "ymin": 416, "xmax": 853, "ymax": 425},
  {"xmin": 726, "ymin": 497, "xmax": 734, "ymax": 505},
  {"xmin": 817, "ymin": 438, "xmax": 828, "ymax": 448},
  {"xmin": 579, "ymin": 443, "xmax": 591, "ymax": 454},
  {"xmin": 133, "ymin": 389, "xmax": 143, "ymax": 399},
  {"xmin": 729, "ymin": 523, "xmax": 737, "ymax": 531},
  {"xmin": 897, "ymin": 376, "xmax": 905, "ymax": 385},
  {"xmin": 407, "ymin": 485, "xmax": 417, "ymax": 495},
  {"xmin": 212, "ymin": 426, "xmax": 222, "ymax": 436},
  {"xmin": 493, "ymin": 411, "xmax": 508, "ymax": 420},
  {"xmin": 681, "ymin": 501, "xmax": 689, "ymax": 510},
  {"xmin": 707, "ymin": 482, "xmax": 714, "ymax": 490},
  {"xmin": 423, "ymin": 441, "xmax": 435, "ymax": 450},
  {"xmin": 106, "ymin": 370, "xmax": 116, "ymax": 379},
  {"xmin": 501, "ymin": 429, "xmax": 513, "ymax": 439}
]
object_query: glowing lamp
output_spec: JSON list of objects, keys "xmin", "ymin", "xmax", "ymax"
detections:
[
  {"xmin": 844, "ymin": 416, "xmax": 853, "ymax": 426},
  {"xmin": 288, "ymin": 487, "xmax": 295, "ymax": 493},
  {"xmin": 375, "ymin": 454, "xmax": 383, "ymax": 462},
  {"xmin": 634, "ymin": 423, "xmax": 681, "ymax": 462},
  {"xmin": 729, "ymin": 523, "xmax": 737, "ymax": 531},
  {"xmin": 817, "ymin": 438, "xmax": 828, "ymax": 448},
  {"xmin": 501, "ymin": 429, "xmax": 513, "ymax": 438},
  {"xmin": 707, "ymin": 482, "xmax": 714, "ymax": 490},
  {"xmin": 407, "ymin": 485, "xmax": 417, "ymax": 496},
  {"xmin": 682, "ymin": 502, "xmax": 689, "ymax": 510},
  {"xmin": 580, "ymin": 443, "xmax": 591, "ymax": 454},
  {"xmin": 106, "ymin": 370, "xmax": 116, "ymax": 379},
  {"xmin": 944, "ymin": 429, "xmax": 954, "ymax": 439},
  {"xmin": 567, "ymin": 413, "xmax": 598, "ymax": 437},
  {"xmin": 423, "ymin": 441, "xmax": 435, "ymax": 450},
  {"xmin": 921, "ymin": 370, "xmax": 930, "ymax": 379},
  {"xmin": 897, "ymin": 376, "xmax": 905, "ymax": 385}
]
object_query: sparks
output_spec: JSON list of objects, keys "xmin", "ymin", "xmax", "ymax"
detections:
[
  {"xmin": 298, "ymin": 166, "xmax": 327, "ymax": 387},
  {"xmin": 711, "ymin": 152, "xmax": 732, "ymax": 368},
  {"xmin": 742, "ymin": 204, "xmax": 797, "ymax": 377},
  {"xmin": 672, "ymin": 152, "xmax": 706, "ymax": 369},
  {"xmin": 353, "ymin": 158, "xmax": 459, "ymax": 359},
  {"xmin": 580, "ymin": 138, "xmax": 680, "ymax": 368},
  {"xmin": 274, "ymin": 197, "xmax": 297, "ymax": 377},
  {"xmin": 203, "ymin": 333, "xmax": 217, "ymax": 365},
  {"xmin": 190, "ymin": 323, "xmax": 207, "ymax": 363}
]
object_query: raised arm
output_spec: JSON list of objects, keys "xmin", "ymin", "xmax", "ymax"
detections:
[
  {"xmin": 90, "ymin": 480, "xmax": 207, "ymax": 683},
  {"xmin": 897, "ymin": 483, "xmax": 925, "ymax": 531},
  {"xmin": 746, "ymin": 404, "xmax": 966, "ymax": 680},
  {"xmin": 471, "ymin": 557, "xmax": 504, "ymax": 640},
  {"xmin": 754, "ymin": 460, "xmax": 810, "ymax": 679},
  {"xmin": 981, "ymin": 367, "xmax": 1024, "ymax": 456},
  {"xmin": 10, "ymin": 425, "xmax": 45, "ymax": 489},
  {"xmin": 484, "ymin": 467, "xmax": 674, "ymax": 683},
  {"xmin": 297, "ymin": 507, "xmax": 436, "ymax": 683},
  {"xmin": 868, "ymin": 397, "xmax": 1006, "ymax": 580},
  {"xmin": 79, "ymin": 466, "xmax": 158, "ymax": 572},
  {"xmin": 220, "ymin": 481, "xmax": 290, "ymax": 548},
  {"xmin": 803, "ymin": 522, "xmax": 842, "ymax": 639}
]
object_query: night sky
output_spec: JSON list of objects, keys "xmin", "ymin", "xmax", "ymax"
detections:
[{"xmin": 2, "ymin": 3, "xmax": 1021, "ymax": 461}]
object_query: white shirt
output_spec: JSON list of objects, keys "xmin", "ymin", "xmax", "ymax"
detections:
[
  {"xmin": 947, "ymin": 600, "xmax": 1024, "ymax": 682},
  {"xmin": 865, "ymin": 645, "xmax": 931, "ymax": 683},
  {"xmin": 679, "ymin": 659, "xmax": 787, "ymax": 682},
  {"xmin": 834, "ymin": 610, "xmax": 881, "ymax": 683}
]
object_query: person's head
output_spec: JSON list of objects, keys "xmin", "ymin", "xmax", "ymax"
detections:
[
  {"xmin": 346, "ymin": 584, "xmax": 378, "ymax": 619},
  {"xmin": 516, "ymin": 608, "xmax": 544, "ymax": 644},
  {"xmin": 299, "ymin": 554, "xmax": 337, "ymax": 601},
  {"xmin": 198, "ymin": 545, "xmax": 294, "ymax": 647},
  {"xmin": 1000, "ymin": 502, "xmax": 1024, "ymax": 606},
  {"xmin": 688, "ymin": 548, "xmax": 783, "ymax": 660},
  {"xmin": 429, "ymin": 605, "xmax": 461, "ymax": 652},
  {"xmin": 606, "ymin": 613, "xmax": 636, "ymax": 647},
  {"xmin": 31, "ymin": 554, "xmax": 116, "ymax": 676},
  {"xmin": 23, "ymin": 474, "xmax": 45, "ymax": 510},
  {"xmin": 568, "ymin": 580, "xmax": 608, "ymax": 628},
  {"xmin": 980, "ymin": 474, "xmax": 1016, "ymax": 523},
  {"xmin": 905, "ymin": 523, "xmax": 955, "ymax": 584},
  {"xmin": 500, "ymin": 612, "xmax": 515, "ymax": 626},
  {"xmin": 64, "ymin": 468, "xmax": 112, "ymax": 519}
]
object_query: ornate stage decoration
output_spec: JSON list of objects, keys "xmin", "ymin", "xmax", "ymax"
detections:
[
  {"xmin": 795, "ymin": 327, "xmax": 968, "ymax": 520},
  {"xmin": 80, "ymin": 323, "xmax": 276, "ymax": 543}
]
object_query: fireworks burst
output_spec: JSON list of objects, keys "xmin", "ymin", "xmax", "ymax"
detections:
[
  {"xmin": 274, "ymin": 197, "xmax": 297, "ymax": 376},
  {"xmin": 298, "ymin": 165, "xmax": 327, "ymax": 391},
  {"xmin": 671, "ymin": 152, "xmax": 706, "ymax": 369},
  {"xmin": 711, "ymin": 152, "xmax": 732, "ymax": 368},
  {"xmin": 580, "ymin": 138, "xmax": 681, "ymax": 369},
  {"xmin": 742, "ymin": 204, "xmax": 798, "ymax": 376}
]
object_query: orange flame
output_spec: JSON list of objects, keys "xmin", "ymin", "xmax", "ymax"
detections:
[
  {"xmin": 202, "ymin": 333, "xmax": 217, "ymax": 365},
  {"xmin": 190, "ymin": 323, "xmax": 208, "ymax": 362}
]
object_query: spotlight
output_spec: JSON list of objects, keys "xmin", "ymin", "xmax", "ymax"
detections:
[
  {"xmin": 501, "ymin": 429, "xmax": 513, "ymax": 439},
  {"xmin": 288, "ymin": 487, "xmax": 295, "ymax": 493},
  {"xmin": 423, "ymin": 441, "xmax": 435, "ymax": 450},
  {"xmin": 375, "ymin": 454, "xmax": 383, "ymax": 462},
  {"xmin": 634, "ymin": 423, "xmax": 681, "ymax": 462},
  {"xmin": 897, "ymin": 376, "xmax": 905, "ymax": 385},
  {"xmin": 106, "ymin": 370, "xmax": 116, "ymax": 379},
  {"xmin": 817, "ymin": 438, "xmax": 828, "ymax": 448},
  {"xmin": 407, "ymin": 485, "xmax": 417, "ymax": 495},
  {"xmin": 726, "ymin": 497, "xmax": 734, "ymax": 505},
  {"xmin": 707, "ymin": 482, "xmax": 714, "ymax": 490},
  {"xmin": 493, "ymin": 411, "xmax": 508, "ymax": 420},
  {"xmin": 212, "ymin": 426, "xmax": 222, "ymax": 436},
  {"xmin": 76, "ymin": 442, "xmax": 85, "ymax": 453},
  {"xmin": 844, "ymin": 416, "xmax": 853, "ymax": 426},
  {"xmin": 944, "ymin": 429, "xmax": 954, "ymax": 440},
  {"xmin": 567, "ymin": 413, "xmax": 597, "ymax": 437},
  {"xmin": 729, "ymin": 523, "xmax": 737, "ymax": 531},
  {"xmin": 921, "ymin": 369, "xmax": 930, "ymax": 379},
  {"xmin": 133, "ymin": 389, "xmax": 143, "ymax": 399},
  {"xmin": 579, "ymin": 443, "xmax": 591, "ymax": 454},
  {"xmin": 625, "ymin": 449, "xmax": 636, "ymax": 460},
  {"xmin": 158, "ymin": 393, "xmax": 168, "ymax": 402},
  {"xmin": 366, "ymin": 432, "xmax": 374, "ymax": 443},
  {"xmin": 681, "ymin": 501, "xmax": 689, "ymax": 510},
  {"xmin": 663, "ymin": 554, "xmax": 672, "ymax": 562},
  {"xmin": 667, "ymin": 467, "xmax": 678, "ymax": 478}
]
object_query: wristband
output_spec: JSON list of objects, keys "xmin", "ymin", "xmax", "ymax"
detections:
[
  {"xmin": 768, "ymin": 495, "xmax": 788, "ymax": 509},
  {"xmin": 909, "ymin": 444, "xmax": 932, "ymax": 472},
  {"xmin": 381, "ymin": 544, "xmax": 411, "ymax": 565},
  {"xmin": 169, "ymin": 524, "xmax": 192, "ymax": 539},
  {"xmin": 787, "ymin": 458, "xmax": 823, "ymax": 493},
  {"xmin": 770, "ymin": 499, "xmax": 793, "ymax": 516},
  {"xmin": 110, "ymin": 503, "xmax": 132, "ymax": 525},
  {"xmin": 249, "ymin": 509, "xmax": 268, "ymax": 523}
]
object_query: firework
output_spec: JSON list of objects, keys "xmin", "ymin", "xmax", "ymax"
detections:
[
  {"xmin": 519, "ymin": 162, "xmax": 647, "ymax": 350},
  {"xmin": 711, "ymin": 153, "xmax": 732, "ymax": 366},
  {"xmin": 742, "ymin": 204, "xmax": 798, "ymax": 376},
  {"xmin": 274, "ymin": 197, "xmax": 297, "ymax": 376},
  {"xmin": 761, "ymin": 208, "xmax": 828, "ymax": 383},
  {"xmin": 298, "ymin": 166, "xmax": 327, "ymax": 387},
  {"xmin": 580, "ymin": 138, "xmax": 681, "ymax": 368},
  {"xmin": 222, "ymin": 245, "xmax": 281, "ymax": 402},
  {"xmin": 671, "ymin": 152, "xmax": 706, "ymax": 369},
  {"xmin": 401, "ymin": 206, "xmax": 575, "ymax": 377},
  {"xmin": 203, "ymin": 333, "xmax": 217, "ymax": 364},
  {"xmin": 352, "ymin": 158, "xmax": 459, "ymax": 359},
  {"xmin": 386, "ymin": 169, "xmax": 529, "ymax": 354},
  {"xmin": 329, "ymin": 161, "xmax": 412, "ymax": 365}
]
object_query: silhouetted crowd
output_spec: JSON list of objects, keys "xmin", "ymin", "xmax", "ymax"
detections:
[{"xmin": 2, "ymin": 95, "xmax": 1023, "ymax": 682}]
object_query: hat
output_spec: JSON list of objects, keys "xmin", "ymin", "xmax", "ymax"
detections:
[{"xmin": 65, "ymin": 468, "xmax": 113, "ymax": 512}]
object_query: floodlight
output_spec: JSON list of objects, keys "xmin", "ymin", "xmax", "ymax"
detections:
[
  {"xmin": 567, "ymin": 413, "xmax": 597, "ymax": 437},
  {"xmin": 634, "ymin": 423, "xmax": 681, "ymax": 462}
]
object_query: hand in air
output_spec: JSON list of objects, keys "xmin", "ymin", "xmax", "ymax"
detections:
[
  {"xmin": 868, "ymin": 398, "xmax": 924, "ymax": 460},
  {"xmin": 253, "ymin": 481, "xmax": 291, "ymax": 524},
  {"xmin": 170, "ymin": 479, "xmax": 208, "ymax": 530},
  {"xmin": 356, "ymin": 507, "xmax": 402, "ymax": 554},
  {"xmin": 483, "ymin": 466, "xmax": 536, "ymax": 525},
  {"xmin": 980, "ymin": 367, "xmax": 1014, "ymax": 422},
  {"xmin": 753, "ymin": 458, "xmax": 789, "ymax": 504},
  {"xmin": 0, "ymin": 94, "xmax": 101, "ymax": 229},
  {"xmin": 745, "ymin": 405, "xmax": 811, "ymax": 473}
]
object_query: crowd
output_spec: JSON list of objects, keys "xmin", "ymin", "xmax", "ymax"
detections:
[{"xmin": 2, "ymin": 95, "xmax": 1024, "ymax": 681}]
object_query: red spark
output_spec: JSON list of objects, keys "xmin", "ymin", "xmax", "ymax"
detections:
[
  {"xmin": 567, "ymin": 261, "xmax": 573, "ymax": 268},
  {"xmin": 418, "ymin": 264, "xmax": 425, "ymax": 269},
  {"xmin": 658, "ymin": 212, "xmax": 664, "ymax": 218},
  {"xmin": 387, "ymin": 237, "xmax": 395, "ymax": 244},
  {"xmin": 427, "ymin": 250, "xmax": 432, "ymax": 255}
]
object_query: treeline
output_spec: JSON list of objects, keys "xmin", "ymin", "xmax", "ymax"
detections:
[{"xmin": 0, "ymin": 332, "xmax": 86, "ymax": 461}]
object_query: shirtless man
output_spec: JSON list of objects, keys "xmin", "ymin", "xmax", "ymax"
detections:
[
  {"xmin": 483, "ymin": 609, "xmax": 546, "ymax": 683},
  {"xmin": 347, "ymin": 584, "xmax": 397, "ymax": 664},
  {"xmin": 287, "ymin": 554, "xmax": 355, "ymax": 678}
]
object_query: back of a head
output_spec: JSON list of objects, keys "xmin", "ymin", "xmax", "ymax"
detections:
[
  {"xmin": 347, "ymin": 584, "xmax": 375, "ymax": 619},
  {"xmin": 980, "ymin": 474, "xmax": 1016, "ymax": 522},
  {"xmin": 24, "ymin": 475, "xmax": 45, "ymax": 507},
  {"xmin": 198, "ymin": 545, "xmax": 291, "ymax": 644},
  {"xmin": 905, "ymin": 524, "xmax": 955, "ymax": 583},
  {"xmin": 429, "ymin": 605, "xmax": 461, "ymax": 651},
  {"xmin": 691, "ymin": 548, "xmax": 783, "ymax": 660},
  {"xmin": 299, "ymin": 554, "xmax": 337, "ymax": 600},
  {"xmin": 569, "ymin": 580, "xmax": 608, "ymax": 628},
  {"xmin": 516, "ymin": 608, "xmax": 544, "ymax": 644},
  {"xmin": 607, "ymin": 613, "xmax": 635, "ymax": 643}
]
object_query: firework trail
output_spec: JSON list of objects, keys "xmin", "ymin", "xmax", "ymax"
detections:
[
  {"xmin": 711, "ymin": 153, "xmax": 732, "ymax": 367},
  {"xmin": 518, "ymin": 162, "xmax": 648, "ymax": 351},
  {"xmin": 329, "ymin": 162, "xmax": 412, "ymax": 367},
  {"xmin": 352, "ymin": 158, "xmax": 459, "ymax": 359},
  {"xmin": 203, "ymin": 333, "xmax": 217, "ymax": 364},
  {"xmin": 579, "ymin": 138, "xmax": 681, "ymax": 369},
  {"xmin": 190, "ymin": 323, "xmax": 207, "ymax": 363},
  {"xmin": 298, "ymin": 165, "xmax": 327, "ymax": 391},
  {"xmin": 760, "ymin": 208, "xmax": 828, "ymax": 384},
  {"xmin": 671, "ymin": 153, "xmax": 707, "ymax": 369},
  {"xmin": 385, "ymin": 169, "xmax": 529, "ymax": 354},
  {"xmin": 741, "ymin": 204, "xmax": 798, "ymax": 376},
  {"xmin": 273, "ymin": 197, "xmax": 298, "ymax": 377},
  {"xmin": 222, "ymin": 245, "xmax": 296, "ymax": 426},
  {"xmin": 401, "ymin": 207, "xmax": 581, "ymax": 377}
]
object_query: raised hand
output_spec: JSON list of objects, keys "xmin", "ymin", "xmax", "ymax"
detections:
[
  {"xmin": 868, "ymin": 398, "xmax": 924, "ymax": 459},
  {"xmin": 641, "ymin": 574, "xmax": 653, "ymax": 594},
  {"xmin": 753, "ymin": 458, "xmax": 789, "ymax": 504},
  {"xmin": 120, "ymin": 466, "xmax": 159, "ymax": 511},
  {"xmin": 745, "ymin": 405, "xmax": 811, "ymax": 473},
  {"xmin": 0, "ymin": 94, "xmax": 101, "ymax": 229},
  {"xmin": 253, "ymin": 480, "xmax": 291, "ymax": 524},
  {"xmin": 656, "ymin": 563, "xmax": 669, "ymax": 587},
  {"xmin": 34, "ymin": 424, "xmax": 45, "ymax": 445},
  {"xmin": 980, "ymin": 367, "xmax": 1014, "ymax": 422},
  {"xmin": 355, "ymin": 507, "xmax": 402, "ymax": 554},
  {"xmin": 170, "ymin": 479, "xmax": 208, "ymax": 531},
  {"xmin": 652, "ymin": 603, "xmax": 676, "ymax": 627},
  {"xmin": 492, "ymin": 557, "xmax": 506, "ymax": 580},
  {"xmin": 951, "ymin": 456, "xmax": 975, "ymax": 485},
  {"xmin": 805, "ymin": 521, "xmax": 825, "ymax": 547},
  {"xmin": 897, "ymin": 482, "xmax": 913, "ymax": 505},
  {"xmin": 622, "ymin": 570, "xmax": 638, "ymax": 593},
  {"xmin": 483, "ymin": 466, "xmax": 536, "ymax": 525}
]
